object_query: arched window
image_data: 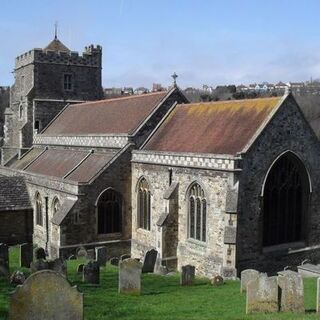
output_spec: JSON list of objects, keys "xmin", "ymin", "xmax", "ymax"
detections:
[
  {"xmin": 263, "ymin": 152, "xmax": 310, "ymax": 247},
  {"xmin": 52, "ymin": 197, "xmax": 60, "ymax": 215},
  {"xmin": 97, "ymin": 189, "xmax": 122, "ymax": 234},
  {"xmin": 137, "ymin": 178, "xmax": 151, "ymax": 230},
  {"xmin": 35, "ymin": 193, "xmax": 43, "ymax": 226},
  {"xmin": 188, "ymin": 183, "xmax": 206, "ymax": 242}
]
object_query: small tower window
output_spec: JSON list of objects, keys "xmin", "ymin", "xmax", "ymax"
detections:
[
  {"xmin": 34, "ymin": 120, "xmax": 40, "ymax": 133},
  {"xmin": 63, "ymin": 74, "xmax": 73, "ymax": 91},
  {"xmin": 19, "ymin": 104, "xmax": 23, "ymax": 120},
  {"xmin": 21, "ymin": 76, "xmax": 25, "ymax": 92}
]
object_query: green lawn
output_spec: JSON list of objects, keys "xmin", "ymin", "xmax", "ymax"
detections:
[{"xmin": 0, "ymin": 247, "xmax": 319, "ymax": 319}]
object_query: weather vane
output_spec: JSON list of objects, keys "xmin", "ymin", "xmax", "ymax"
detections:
[{"xmin": 171, "ymin": 72, "xmax": 178, "ymax": 87}]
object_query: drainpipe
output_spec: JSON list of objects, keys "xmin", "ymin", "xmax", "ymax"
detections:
[{"xmin": 45, "ymin": 196, "xmax": 49, "ymax": 255}]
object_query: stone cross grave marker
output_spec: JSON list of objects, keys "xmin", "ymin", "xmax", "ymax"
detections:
[
  {"xmin": 0, "ymin": 243, "xmax": 9, "ymax": 277},
  {"xmin": 95, "ymin": 246, "xmax": 107, "ymax": 267},
  {"xmin": 142, "ymin": 249, "xmax": 158, "ymax": 273},
  {"xmin": 277, "ymin": 270, "xmax": 304, "ymax": 313},
  {"xmin": 240, "ymin": 269, "xmax": 259, "ymax": 293},
  {"xmin": 180, "ymin": 265, "xmax": 195, "ymax": 286},
  {"xmin": 9, "ymin": 270, "xmax": 83, "ymax": 320},
  {"xmin": 246, "ymin": 274, "xmax": 278, "ymax": 314},
  {"xmin": 119, "ymin": 258, "xmax": 142, "ymax": 295},
  {"xmin": 19, "ymin": 243, "xmax": 33, "ymax": 268},
  {"xmin": 83, "ymin": 261, "xmax": 100, "ymax": 284}
]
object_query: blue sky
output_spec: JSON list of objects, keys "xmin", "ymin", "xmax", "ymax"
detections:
[{"xmin": 1, "ymin": 0, "xmax": 320, "ymax": 88}]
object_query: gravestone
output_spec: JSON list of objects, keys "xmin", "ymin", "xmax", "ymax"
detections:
[
  {"xmin": 83, "ymin": 261, "xmax": 100, "ymax": 284},
  {"xmin": 180, "ymin": 265, "xmax": 195, "ymax": 286},
  {"xmin": 211, "ymin": 275, "xmax": 224, "ymax": 286},
  {"xmin": 9, "ymin": 270, "xmax": 83, "ymax": 320},
  {"xmin": 95, "ymin": 246, "xmax": 107, "ymax": 267},
  {"xmin": 48, "ymin": 258, "xmax": 67, "ymax": 277},
  {"xmin": 119, "ymin": 258, "xmax": 142, "ymax": 295},
  {"xmin": 317, "ymin": 277, "xmax": 320, "ymax": 313},
  {"xmin": 76, "ymin": 247, "xmax": 87, "ymax": 259},
  {"xmin": 10, "ymin": 270, "xmax": 26, "ymax": 285},
  {"xmin": 120, "ymin": 254, "xmax": 131, "ymax": 261},
  {"xmin": 87, "ymin": 249, "xmax": 95, "ymax": 260},
  {"xmin": 19, "ymin": 243, "xmax": 33, "ymax": 268},
  {"xmin": 0, "ymin": 243, "xmax": 9, "ymax": 277},
  {"xmin": 77, "ymin": 264, "xmax": 84, "ymax": 273},
  {"xmin": 34, "ymin": 247, "xmax": 46, "ymax": 260},
  {"xmin": 277, "ymin": 270, "xmax": 304, "ymax": 313},
  {"xmin": 246, "ymin": 274, "xmax": 278, "ymax": 314},
  {"xmin": 30, "ymin": 260, "xmax": 49, "ymax": 273},
  {"xmin": 110, "ymin": 257, "xmax": 119, "ymax": 266},
  {"xmin": 142, "ymin": 249, "xmax": 158, "ymax": 273},
  {"xmin": 240, "ymin": 269, "xmax": 259, "ymax": 293}
]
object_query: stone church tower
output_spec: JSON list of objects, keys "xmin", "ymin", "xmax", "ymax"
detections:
[{"xmin": 2, "ymin": 36, "xmax": 103, "ymax": 164}]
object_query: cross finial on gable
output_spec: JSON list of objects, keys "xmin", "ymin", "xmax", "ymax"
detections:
[
  {"xmin": 54, "ymin": 21, "xmax": 58, "ymax": 40},
  {"xmin": 171, "ymin": 72, "xmax": 178, "ymax": 87}
]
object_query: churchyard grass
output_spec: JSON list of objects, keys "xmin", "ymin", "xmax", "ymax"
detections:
[{"xmin": 0, "ymin": 247, "xmax": 319, "ymax": 319}]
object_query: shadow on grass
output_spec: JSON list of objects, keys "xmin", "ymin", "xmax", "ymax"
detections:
[{"xmin": 305, "ymin": 309, "xmax": 316, "ymax": 313}]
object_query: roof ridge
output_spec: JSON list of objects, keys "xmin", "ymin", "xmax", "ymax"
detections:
[{"xmin": 72, "ymin": 90, "xmax": 168, "ymax": 107}]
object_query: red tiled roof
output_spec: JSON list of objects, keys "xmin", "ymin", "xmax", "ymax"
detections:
[
  {"xmin": 23, "ymin": 149, "xmax": 116, "ymax": 183},
  {"xmin": 42, "ymin": 91, "xmax": 169, "ymax": 135},
  {"xmin": 143, "ymin": 97, "xmax": 282, "ymax": 155}
]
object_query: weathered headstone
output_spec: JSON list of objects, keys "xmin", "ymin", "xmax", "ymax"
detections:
[
  {"xmin": 77, "ymin": 264, "xmax": 84, "ymax": 273},
  {"xmin": 76, "ymin": 246, "xmax": 87, "ymax": 259},
  {"xmin": 246, "ymin": 274, "xmax": 278, "ymax": 314},
  {"xmin": 277, "ymin": 270, "xmax": 304, "ymax": 313},
  {"xmin": 87, "ymin": 249, "xmax": 95, "ymax": 260},
  {"xmin": 240, "ymin": 269, "xmax": 259, "ymax": 293},
  {"xmin": 9, "ymin": 270, "xmax": 83, "ymax": 320},
  {"xmin": 317, "ymin": 277, "xmax": 320, "ymax": 313},
  {"xmin": 0, "ymin": 243, "xmax": 9, "ymax": 277},
  {"xmin": 48, "ymin": 258, "xmax": 67, "ymax": 277},
  {"xmin": 10, "ymin": 270, "xmax": 26, "ymax": 285},
  {"xmin": 95, "ymin": 246, "xmax": 107, "ymax": 267},
  {"xmin": 119, "ymin": 258, "xmax": 142, "ymax": 295},
  {"xmin": 180, "ymin": 265, "xmax": 195, "ymax": 286},
  {"xmin": 211, "ymin": 275, "xmax": 224, "ymax": 286},
  {"xmin": 30, "ymin": 260, "xmax": 49, "ymax": 273},
  {"xmin": 120, "ymin": 254, "xmax": 131, "ymax": 261},
  {"xmin": 142, "ymin": 249, "xmax": 158, "ymax": 273},
  {"xmin": 34, "ymin": 247, "xmax": 46, "ymax": 260},
  {"xmin": 19, "ymin": 243, "xmax": 33, "ymax": 268},
  {"xmin": 110, "ymin": 257, "xmax": 119, "ymax": 266},
  {"xmin": 83, "ymin": 261, "xmax": 100, "ymax": 284}
]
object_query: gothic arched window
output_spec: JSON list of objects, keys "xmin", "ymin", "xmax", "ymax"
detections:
[
  {"xmin": 52, "ymin": 197, "xmax": 60, "ymax": 215},
  {"xmin": 35, "ymin": 193, "xmax": 43, "ymax": 226},
  {"xmin": 263, "ymin": 152, "xmax": 309, "ymax": 247},
  {"xmin": 188, "ymin": 183, "xmax": 206, "ymax": 242},
  {"xmin": 97, "ymin": 189, "xmax": 122, "ymax": 234},
  {"xmin": 137, "ymin": 178, "xmax": 151, "ymax": 230}
]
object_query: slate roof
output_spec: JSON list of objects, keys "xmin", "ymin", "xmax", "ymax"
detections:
[
  {"xmin": 42, "ymin": 91, "xmax": 169, "ymax": 135},
  {"xmin": 143, "ymin": 97, "xmax": 282, "ymax": 155},
  {"xmin": 51, "ymin": 198, "xmax": 77, "ymax": 225},
  {"xmin": 44, "ymin": 38, "xmax": 70, "ymax": 52},
  {"xmin": 0, "ymin": 176, "xmax": 31, "ymax": 211},
  {"xmin": 15, "ymin": 148, "xmax": 117, "ymax": 183}
]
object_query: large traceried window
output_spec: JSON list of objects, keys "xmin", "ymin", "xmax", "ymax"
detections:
[
  {"xmin": 188, "ymin": 183, "xmax": 207, "ymax": 242},
  {"xmin": 97, "ymin": 189, "xmax": 122, "ymax": 234},
  {"xmin": 137, "ymin": 178, "xmax": 151, "ymax": 230},
  {"xmin": 35, "ymin": 193, "xmax": 43, "ymax": 226}
]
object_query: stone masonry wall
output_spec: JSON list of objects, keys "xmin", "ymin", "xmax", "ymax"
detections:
[{"xmin": 237, "ymin": 94, "xmax": 320, "ymax": 274}]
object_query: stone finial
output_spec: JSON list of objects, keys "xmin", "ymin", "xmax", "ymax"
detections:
[{"xmin": 171, "ymin": 72, "xmax": 178, "ymax": 87}]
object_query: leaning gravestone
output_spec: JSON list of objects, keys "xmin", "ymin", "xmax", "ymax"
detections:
[
  {"xmin": 246, "ymin": 274, "xmax": 278, "ymax": 314},
  {"xmin": 19, "ymin": 243, "xmax": 33, "ymax": 268},
  {"xmin": 95, "ymin": 246, "xmax": 107, "ymax": 267},
  {"xmin": 0, "ymin": 243, "xmax": 9, "ymax": 277},
  {"xmin": 240, "ymin": 269, "xmax": 259, "ymax": 293},
  {"xmin": 180, "ymin": 265, "xmax": 195, "ymax": 286},
  {"xmin": 48, "ymin": 258, "xmax": 67, "ymax": 277},
  {"xmin": 119, "ymin": 258, "xmax": 142, "ymax": 295},
  {"xmin": 277, "ymin": 270, "xmax": 304, "ymax": 313},
  {"xmin": 83, "ymin": 261, "xmax": 100, "ymax": 284},
  {"xmin": 142, "ymin": 249, "xmax": 158, "ymax": 273},
  {"xmin": 34, "ymin": 247, "xmax": 46, "ymax": 260},
  {"xmin": 9, "ymin": 270, "xmax": 83, "ymax": 320}
]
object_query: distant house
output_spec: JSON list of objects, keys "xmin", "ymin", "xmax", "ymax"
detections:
[
  {"xmin": 236, "ymin": 84, "xmax": 248, "ymax": 92},
  {"xmin": 152, "ymin": 83, "xmax": 165, "ymax": 92},
  {"xmin": 104, "ymin": 87, "xmax": 123, "ymax": 98},
  {"xmin": 275, "ymin": 81, "xmax": 288, "ymax": 91},
  {"xmin": 134, "ymin": 87, "xmax": 150, "ymax": 95},
  {"xmin": 123, "ymin": 87, "xmax": 134, "ymax": 96}
]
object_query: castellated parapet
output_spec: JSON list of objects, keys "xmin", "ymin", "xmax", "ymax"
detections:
[{"xmin": 15, "ymin": 44, "xmax": 102, "ymax": 70}]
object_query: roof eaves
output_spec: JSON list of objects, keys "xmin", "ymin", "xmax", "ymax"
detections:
[{"xmin": 239, "ymin": 94, "xmax": 289, "ymax": 155}]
